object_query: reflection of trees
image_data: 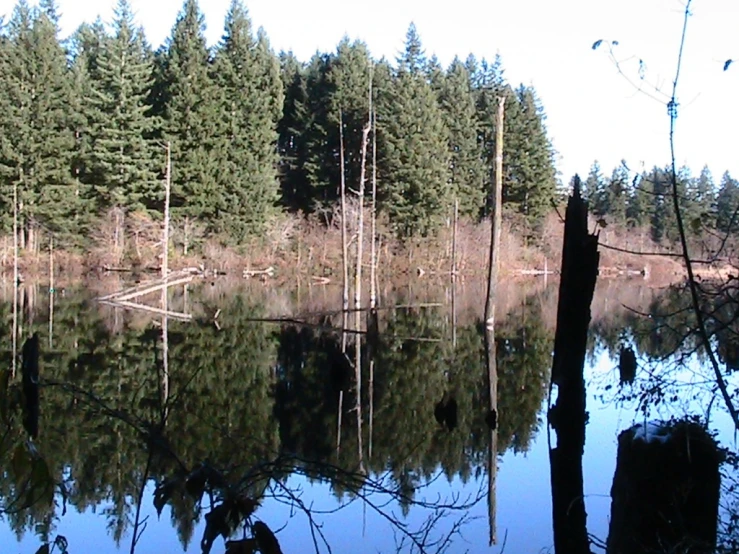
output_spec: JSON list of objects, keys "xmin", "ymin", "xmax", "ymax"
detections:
[{"xmin": 0, "ymin": 285, "xmax": 555, "ymax": 551}]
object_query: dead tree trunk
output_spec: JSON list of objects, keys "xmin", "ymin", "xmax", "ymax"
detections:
[
  {"xmin": 484, "ymin": 97, "xmax": 505, "ymax": 326},
  {"xmin": 548, "ymin": 176, "xmax": 599, "ymax": 554}
]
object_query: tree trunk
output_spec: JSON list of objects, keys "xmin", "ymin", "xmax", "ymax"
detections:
[{"xmin": 548, "ymin": 177, "xmax": 599, "ymax": 554}]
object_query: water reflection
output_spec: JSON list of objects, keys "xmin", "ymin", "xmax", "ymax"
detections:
[
  {"xmin": 0, "ymin": 280, "xmax": 559, "ymax": 553},
  {"xmin": 0, "ymin": 279, "xmax": 736, "ymax": 553}
]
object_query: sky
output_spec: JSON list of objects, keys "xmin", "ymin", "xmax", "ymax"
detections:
[{"xmin": 1, "ymin": 0, "xmax": 738, "ymax": 185}]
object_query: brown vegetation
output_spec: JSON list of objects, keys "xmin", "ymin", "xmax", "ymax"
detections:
[{"xmin": 0, "ymin": 206, "xmax": 726, "ymax": 286}]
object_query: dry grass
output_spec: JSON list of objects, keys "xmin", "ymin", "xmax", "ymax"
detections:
[{"xmin": 1, "ymin": 205, "xmax": 732, "ymax": 287}]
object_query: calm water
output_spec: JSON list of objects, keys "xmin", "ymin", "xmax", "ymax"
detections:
[{"xmin": 0, "ymin": 278, "xmax": 735, "ymax": 554}]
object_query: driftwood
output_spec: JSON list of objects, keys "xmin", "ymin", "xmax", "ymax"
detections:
[
  {"xmin": 99, "ymin": 299, "xmax": 193, "ymax": 321},
  {"xmin": 243, "ymin": 266, "xmax": 274, "ymax": 278}
]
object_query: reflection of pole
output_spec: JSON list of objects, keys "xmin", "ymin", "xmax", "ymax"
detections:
[
  {"xmin": 336, "ymin": 390, "xmax": 343, "ymax": 456},
  {"xmin": 355, "ymin": 309, "xmax": 364, "ymax": 472},
  {"xmin": 369, "ymin": 359, "xmax": 374, "ymax": 460},
  {"xmin": 485, "ymin": 97, "xmax": 505, "ymax": 327},
  {"xmin": 485, "ymin": 327, "xmax": 498, "ymax": 546},
  {"xmin": 161, "ymin": 287, "xmax": 169, "ymax": 421},
  {"xmin": 12, "ymin": 272, "xmax": 18, "ymax": 379}
]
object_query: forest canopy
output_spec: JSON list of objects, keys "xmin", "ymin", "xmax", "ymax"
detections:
[{"xmin": 0, "ymin": 0, "xmax": 558, "ymax": 253}]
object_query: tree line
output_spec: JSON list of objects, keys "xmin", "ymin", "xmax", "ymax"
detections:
[
  {"xmin": 582, "ymin": 161, "xmax": 739, "ymax": 246},
  {"xmin": 0, "ymin": 0, "xmax": 558, "ymax": 255}
]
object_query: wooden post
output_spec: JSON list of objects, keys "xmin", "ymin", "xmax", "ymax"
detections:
[
  {"xmin": 13, "ymin": 172, "xmax": 18, "ymax": 287},
  {"xmin": 485, "ymin": 97, "xmax": 505, "ymax": 327},
  {"xmin": 548, "ymin": 176, "xmax": 599, "ymax": 554},
  {"xmin": 370, "ymin": 109, "xmax": 378, "ymax": 310},
  {"xmin": 340, "ymin": 112, "xmax": 349, "ymax": 353},
  {"xmin": 12, "ymin": 175, "xmax": 19, "ymax": 378},
  {"xmin": 48, "ymin": 237, "xmax": 54, "ymax": 349},
  {"xmin": 162, "ymin": 142, "xmax": 171, "ymax": 280},
  {"xmin": 451, "ymin": 197, "xmax": 459, "ymax": 278}
]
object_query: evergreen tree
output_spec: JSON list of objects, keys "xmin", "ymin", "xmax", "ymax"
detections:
[
  {"xmin": 585, "ymin": 161, "xmax": 607, "ymax": 216},
  {"xmin": 88, "ymin": 0, "xmax": 158, "ymax": 213},
  {"xmin": 276, "ymin": 50, "xmax": 310, "ymax": 212},
  {"xmin": 470, "ymin": 55, "xmax": 506, "ymax": 218},
  {"xmin": 1, "ymin": 0, "xmax": 78, "ymax": 250},
  {"xmin": 378, "ymin": 24, "xmax": 450, "ymax": 236},
  {"xmin": 212, "ymin": 0, "xmax": 283, "ymax": 242},
  {"xmin": 606, "ymin": 163, "xmax": 629, "ymax": 224},
  {"xmin": 437, "ymin": 58, "xmax": 484, "ymax": 218},
  {"xmin": 64, "ymin": 21, "xmax": 106, "ymax": 239},
  {"xmin": 685, "ymin": 165, "xmax": 715, "ymax": 236},
  {"xmin": 326, "ymin": 38, "xmax": 373, "ymax": 211},
  {"xmin": 500, "ymin": 85, "xmax": 557, "ymax": 238},
  {"xmin": 155, "ymin": 0, "xmax": 221, "ymax": 233},
  {"xmin": 716, "ymin": 171, "xmax": 739, "ymax": 235},
  {"xmin": 626, "ymin": 172, "xmax": 651, "ymax": 228},
  {"xmin": 646, "ymin": 166, "xmax": 670, "ymax": 243}
]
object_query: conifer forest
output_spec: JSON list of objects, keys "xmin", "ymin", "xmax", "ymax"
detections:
[
  {"xmin": 0, "ymin": 0, "xmax": 552, "ymax": 259},
  {"xmin": 0, "ymin": 0, "xmax": 737, "ymax": 263}
]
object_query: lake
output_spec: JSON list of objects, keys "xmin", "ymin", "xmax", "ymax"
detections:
[{"xmin": 0, "ymin": 277, "xmax": 736, "ymax": 554}]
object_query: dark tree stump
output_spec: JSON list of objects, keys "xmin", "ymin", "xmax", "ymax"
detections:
[{"xmin": 607, "ymin": 419, "xmax": 722, "ymax": 554}]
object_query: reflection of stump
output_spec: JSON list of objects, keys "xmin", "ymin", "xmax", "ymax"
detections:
[{"xmin": 607, "ymin": 420, "xmax": 721, "ymax": 554}]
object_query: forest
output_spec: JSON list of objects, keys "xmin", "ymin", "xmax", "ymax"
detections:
[
  {"xmin": 0, "ymin": 0, "xmax": 551, "ymax": 261},
  {"xmin": 0, "ymin": 0, "xmax": 737, "ymax": 271}
]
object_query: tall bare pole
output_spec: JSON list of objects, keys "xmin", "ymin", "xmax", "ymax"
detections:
[
  {"xmin": 12, "ymin": 174, "xmax": 19, "ymax": 378},
  {"xmin": 355, "ymin": 120, "xmax": 371, "ymax": 309},
  {"xmin": 370, "ymin": 109, "xmax": 378, "ymax": 310},
  {"xmin": 451, "ymin": 198, "xmax": 459, "ymax": 278},
  {"xmin": 162, "ymin": 142, "xmax": 172, "ymax": 280},
  {"xmin": 340, "ymin": 112, "xmax": 350, "ymax": 352},
  {"xmin": 13, "ymin": 173, "xmax": 19, "ymax": 288},
  {"xmin": 484, "ymin": 97, "xmax": 505, "ymax": 326},
  {"xmin": 49, "ymin": 237, "xmax": 54, "ymax": 349}
]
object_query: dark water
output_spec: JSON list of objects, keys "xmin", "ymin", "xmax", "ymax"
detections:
[{"xmin": 0, "ymin": 279, "xmax": 735, "ymax": 553}]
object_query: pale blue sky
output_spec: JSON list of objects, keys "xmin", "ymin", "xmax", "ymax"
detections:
[{"xmin": 2, "ymin": 0, "xmax": 738, "ymax": 186}]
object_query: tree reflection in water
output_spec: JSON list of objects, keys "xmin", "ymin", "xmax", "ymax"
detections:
[{"xmin": 0, "ymin": 281, "xmax": 556, "ymax": 553}]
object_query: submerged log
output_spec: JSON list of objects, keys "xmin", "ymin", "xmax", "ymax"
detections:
[{"xmin": 607, "ymin": 419, "xmax": 721, "ymax": 554}]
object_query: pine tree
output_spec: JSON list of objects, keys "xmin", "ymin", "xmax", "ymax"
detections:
[
  {"xmin": 326, "ymin": 38, "xmax": 372, "ymax": 210},
  {"xmin": 626, "ymin": 172, "xmax": 650, "ymax": 228},
  {"xmin": 606, "ymin": 164, "xmax": 629, "ymax": 225},
  {"xmin": 501, "ymin": 85, "xmax": 557, "ymax": 238},
  {"xmin": 378, "ymin": 24, "xmax": 450, "ymax": 236},
  {"xmin": 67, "ymin": 19, "xmax": 107, "ymax": 229},
  {"xmin": 276, "ymin": 50, "xmax": 310, "ymax": 212},
  {"xmin": 647, "ymin": 166, "xmax": 670, "ymax": 243},
  {"xmin": 1, "ymin": 0, "xmax": 78, "ymax": 250},
  {"xmin": 438, "ymin": 58, "xmax": 484, "ymax": 218},
  {"xmin": 155, "ymin": 0, "xmax": 221, "ymax": 232},
  {"xmin": 212, "ymin": 0, "xmax": 283, "ymax": 242},
  {"xmin": 716, "ymin": 171, "xmax": 739, "ymax": 235},
  {"xmin": 88, "ymin": 0, "xmax": 158, "ymax": 213},
  {"xmin": 585, "ymin": 161, "xmax": 607, "ymax": 216}
]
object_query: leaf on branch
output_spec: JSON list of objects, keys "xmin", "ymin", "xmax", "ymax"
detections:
[
  {"xmin": 592, "ymin": 39, "xmax": 603, "ymax": 50},
  {"xmin": 638, "ymin": 59, "xmax": 646, "ymax": 80},
  {"xmin": 612, "ymin": 40, "xmax": 619, "ymax": 46},
  {"xmin": 724, "ymin": 59, "xmax": 733, "ymax": 71}
]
